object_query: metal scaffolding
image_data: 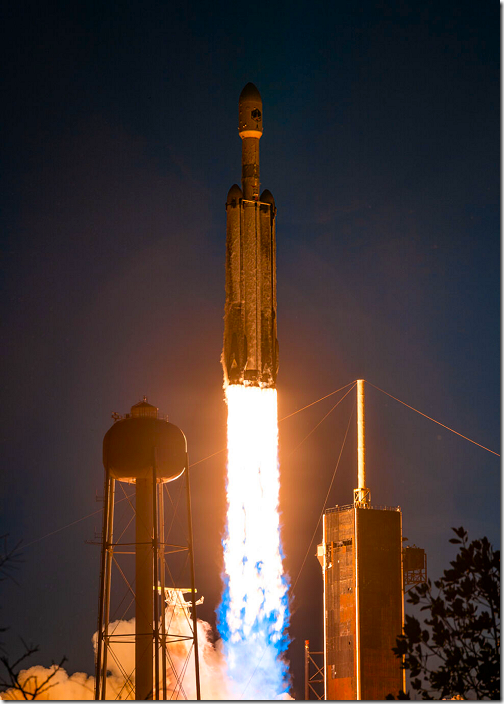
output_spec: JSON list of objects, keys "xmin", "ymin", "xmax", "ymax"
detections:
[{"xmin": 94, "ymin": 402, "xmax": 200, "ymax": 700}]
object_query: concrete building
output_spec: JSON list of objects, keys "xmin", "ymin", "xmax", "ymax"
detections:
[{"xmin": 319, "ymin": 503, "xmax": 404, "ymax": 699}]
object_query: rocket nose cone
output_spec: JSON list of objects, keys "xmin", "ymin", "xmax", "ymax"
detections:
[
  {"xmin": 239, "ymin": 83, "xmax": 263, "ymax": 137},
  {"xmin": 239, "ymin": 82, "xmax": 262, "ymax": 104},
  {"xmin": 260, "ymin": 189, "xmax": 275, "ymax": 207},
  {"xmin": 227, "ymin": 183, "xmax": 243, "ymax": 204}
]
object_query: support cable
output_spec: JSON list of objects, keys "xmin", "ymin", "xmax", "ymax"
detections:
[
  {"xmin": 291, "ymin": 402, "xmax": 355, "ymax": 594},
  {"xmin": 189, "ymin": 448, "xmax": 225, "ymax": 468},
  {"xmin": 19, "ymin": 384, "xmax": 358, "ymax": 550},
  {"xmin": 286, "ymin": 383, "xmax": 356, "ymax": 460},
  {"xmin": 21, "ymin": 379, "xmax": 497, "ymax": 560},
  {"xmin": 240, "ymin": 397, "xmax": 355, "ymax": 699},
  {"xmin": 23, "ymin": 493, "xmax": 135, "ymax": 549},
  {"xmin": 366, "ymin": 380, "xmax": 500, "ymax": 457},
  {"xmin": 279, "ymin": 381, "xmax": 356, "ymax": 422},
  {"xmin": 187, "ymin": 382, "xmax": 356, "ymax": 468}
]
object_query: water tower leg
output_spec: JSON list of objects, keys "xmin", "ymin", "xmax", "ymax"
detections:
[
  {"xmin": 95, "ymin": 474, "xmax": 115, "ymax": 700},
  {"xmin": 159, "ymin": 484, "xmax": 167, "ymax": 701},
  {"xmin": 185, "ymin": 455, "xmax": 201, "ymax": 700},
  {"xmin": 152, "ymin": 465, "xmax": 160, "ymax": 700},
  {"xmin": 136, "ymin": 476, "xmax": 154, "ymax": 700}
]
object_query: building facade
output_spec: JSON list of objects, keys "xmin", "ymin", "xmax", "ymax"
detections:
[{"xmin": 319, "ymin": 504, "xmax": 404, "ymax": 700}]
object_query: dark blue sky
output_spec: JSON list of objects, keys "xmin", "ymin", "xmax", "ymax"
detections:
[{"xmin": 0, "ymin": 1, "xmax": 499, "ymax": 699}]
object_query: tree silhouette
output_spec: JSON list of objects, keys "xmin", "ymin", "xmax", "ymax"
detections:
[
  {"xmin": 388, "ymin": 527, "xmax": 500, "ymax": 700},
  {"xmin": 0, "ymin": 536, "xmax": 66, "ymax": 700}
]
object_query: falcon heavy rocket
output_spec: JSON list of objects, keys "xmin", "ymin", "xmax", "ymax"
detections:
[{"xmin": 222, "ymin": 83, "xmax": 279, "ymax": 388}]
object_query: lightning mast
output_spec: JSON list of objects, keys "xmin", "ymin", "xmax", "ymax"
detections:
[
  {"xmin": 354, "ymin": 379, "xmax": 370, "ymax": 507},
  {"xmin": 318, "ymin": 380, "xmax": 404, "ymax": 700}
]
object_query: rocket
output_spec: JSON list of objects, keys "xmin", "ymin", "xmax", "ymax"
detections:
[{"xmin": 222, "ymin": 83, "xmax": 279, "ymax": 387}]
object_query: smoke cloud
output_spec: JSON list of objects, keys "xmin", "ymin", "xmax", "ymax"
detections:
[{"xmin": 2, "ymin": 608, "xmax": 292, "ymax": 700}]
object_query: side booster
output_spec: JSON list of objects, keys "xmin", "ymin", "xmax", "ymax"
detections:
[{"xmin": 223, "ymin": 83, "xmax": 279, "ymax": 387}]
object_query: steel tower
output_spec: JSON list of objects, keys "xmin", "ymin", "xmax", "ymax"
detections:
[
  {"xmin": 318, "ymin": 381, "xmax": 404, "ymax": 700},
  {"xmin": 94, "ymin": 399, "xmax": 201, "ymax": 700}
]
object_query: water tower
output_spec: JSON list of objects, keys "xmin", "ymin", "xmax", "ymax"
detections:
[{"xmin": 94, "ymin": 398, "xmax": 201, "ymax": 700}]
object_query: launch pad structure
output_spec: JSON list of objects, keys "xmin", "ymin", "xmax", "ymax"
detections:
[
  {"xmin": 94, "ymin": 399, "xmax": 201, "ymax": 700},
  {"xmin": 320, "ymin": 501, "xmax": 404, "ymax": 699},
  {"xmin": 317, "ymin": 380, "xmax": 426, "ymax": 700}
]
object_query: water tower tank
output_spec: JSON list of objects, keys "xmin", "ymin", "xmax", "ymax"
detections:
[{"xmin": 103, "ymin": 399, "xmax": 186, "ymax": 483}]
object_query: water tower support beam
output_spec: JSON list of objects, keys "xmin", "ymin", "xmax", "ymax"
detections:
[
  {"xmin": 185, "ymin": 453, "xmax": 201, "ymax": 700},
  {"xmin": 152, "ymin": 461, "xmax": 160, "ymax": 700},
  {"xmin": 136, "ymin": 475, "xmax": 154, "ymax": 700},
  {"xmin": 94, "ymin": 473, "xmax": 115, "ymax": 700},
  {"xmin": 159, "ymin": 484, "xmax": 167, "ymax": 700}
]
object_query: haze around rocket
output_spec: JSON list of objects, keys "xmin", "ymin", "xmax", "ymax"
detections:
[{"xmin": 222, "ymin": 83, "xmax": 279, "ymax": 388}]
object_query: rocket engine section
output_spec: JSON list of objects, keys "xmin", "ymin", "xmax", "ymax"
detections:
[{"xmin": 223, "ymin": 83, "xmax": 279, "ymax": 388}]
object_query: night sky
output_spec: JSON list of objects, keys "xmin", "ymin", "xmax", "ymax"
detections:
[{"xmin": 1, "ymin": 1, "xmax": 499, "ymax": 700}]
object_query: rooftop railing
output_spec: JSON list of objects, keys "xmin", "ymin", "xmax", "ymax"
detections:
[{"xmin": 325, "ymin": 504, "xmax": 400, "ymax": 514}]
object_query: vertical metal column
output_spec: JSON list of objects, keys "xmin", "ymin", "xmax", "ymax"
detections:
[
  {"xmin": 152, "ymin": 463, "xmax": 160, "ymax": 700},
  {"xmin": 354, "ymin": 380, "xmax": 370, "ymax": 507},
  {"xmin": 94, "ymin": 473, "xmax": 115, "ymax": 700},
  {"xmin": 322, "ymin": 513, "xmax": 327, "ymax": 702},
  {"xmin": 159, "ymin": 484, "xmax": 167, "ymax": 701},
  {"xmin": 354, "ymin": 508, "xmax": 361, "ymax": 701},
  {"xmin": 185, "ymin": 453, "xmax": 201, "ymax": 701},
  {"xmin": 304, "ymin": 640, "xmax": 310, "ymax": 700},
  {"xmin": 101, "ymin": 478, "xmax": 115, "ymax": 700},
  {"xmin": 304, "ymin": 639, "xmax": 325, "ymax": 700},
  {"xmin": 357, "ymin": 380, "xmax": 366, "ymax": 492},
  {"xmin": 94, "ymin": 472, "xmax": 109, "ymax": 700},
  {"xmin": 399, "ymin": 511, "xmax": 406, "ymax": 694},
  {"xmin": 136, "ymin": 475, "xmax": 154, "ymax": 700}
]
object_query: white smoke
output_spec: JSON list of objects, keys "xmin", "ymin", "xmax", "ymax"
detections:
[
  {"xmin": 0, "ymin": 666, "xmax": 96, "ymax": 700},
  {"xmin": 1, "ymin": 606, "xmax": 292, "ymax": 700}
]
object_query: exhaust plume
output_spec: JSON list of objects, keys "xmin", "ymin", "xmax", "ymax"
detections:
[{"xmin": 217, "ymin": 385, "xmax": 290, "ymax": 699}]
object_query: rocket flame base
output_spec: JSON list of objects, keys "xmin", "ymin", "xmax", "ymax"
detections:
[{"xmin": 218, "ymin": 385, "xmax": 290, "ymax": 699}]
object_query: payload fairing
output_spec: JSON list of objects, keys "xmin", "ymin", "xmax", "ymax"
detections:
[{"xmin": 222, "ymin": 83, "xmax": 279, "ymax": 387}]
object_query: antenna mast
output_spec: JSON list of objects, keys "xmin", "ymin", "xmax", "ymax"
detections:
[{"xmin": 354, "ymin": 379, "xmax": 370, "ymax": 507}]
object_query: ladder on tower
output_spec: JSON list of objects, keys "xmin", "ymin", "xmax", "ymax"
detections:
[{"xmin": 304, "ymin": 640, "xmax": 324, "ymax": 700}]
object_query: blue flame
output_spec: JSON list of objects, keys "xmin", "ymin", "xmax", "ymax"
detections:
[
  {"xmin": 217, "ymin": 533, "xmax": 291, "ymax": 700},
  {"xmin": 218, "ymin": 385, "xmax": 290, "ymax": 699}
]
